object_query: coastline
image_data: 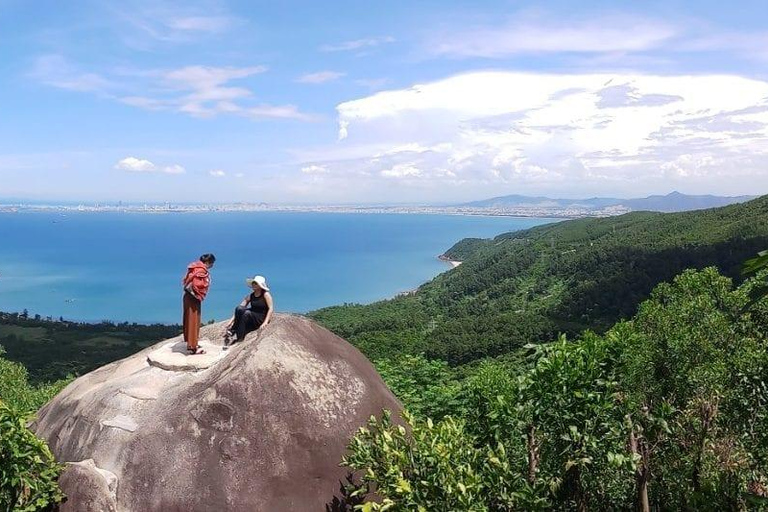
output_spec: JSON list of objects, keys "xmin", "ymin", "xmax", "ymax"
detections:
[
  {"xmin": 395, "ymin": 255, "xmax": 462, "ymax": 298},
  {"xmin": 438, "ymin": 254, "xmax": 462, "ymax": 268}
]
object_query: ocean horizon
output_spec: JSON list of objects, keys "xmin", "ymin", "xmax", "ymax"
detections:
[{"xmin": 0, "ymin": 212, "xmax": 555, "ymax": 324}]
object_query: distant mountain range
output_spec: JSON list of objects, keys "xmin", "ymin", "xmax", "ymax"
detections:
[{"xmin": 459, "ymin": 191, "xmax": 757, "ymax": 213}]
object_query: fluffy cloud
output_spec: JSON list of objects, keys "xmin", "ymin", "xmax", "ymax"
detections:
[
  {"xmin": 309, "ymin": 71, "xmax": 768, "ymax": 196},
  {"xmin": 115, "ymin": 157, "xmax": 156, "ymax": 172},
  {"xmin": 115, "ymin": 157, "xmax": 185, "ymax": 174},
  {"xmin": 209, "ymin": 169, "xmax": 226, "ymax": 177},
  {"xmin": 296, "ymin": 71, "xmax": 346, "ymax": 84}
]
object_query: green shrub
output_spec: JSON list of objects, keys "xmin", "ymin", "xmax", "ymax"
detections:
[
  {"xmin": 344, "ymin": 268, "xmax": 768, "ymax": 511},
  {"xmin": 0, "ymin": 401, "xmax": 65, "ymax": 512},
  {"xmin": 0, "ymin": 348, "xmax": 69, "ymax": 413}
]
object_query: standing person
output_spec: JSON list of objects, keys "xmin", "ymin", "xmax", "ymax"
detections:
[
  {"xmin": 182, "ymin": 253, "xmax": 216, "ymax": 355},
  {"xmin": 224, "ymin": 275, "xmax": 273, "ymax": 345}
]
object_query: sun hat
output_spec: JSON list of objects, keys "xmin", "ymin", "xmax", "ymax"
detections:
[{"xmin": 246, "ymin": 275, "xmax": 270, "ymax": 291}]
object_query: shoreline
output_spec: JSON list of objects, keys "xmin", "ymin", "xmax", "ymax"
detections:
[{"xmin": 438, "ymin": 254, "xmax": 463, "ymax": 268}]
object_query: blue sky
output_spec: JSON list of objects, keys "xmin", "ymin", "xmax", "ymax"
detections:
[{"xmin": 1, "ymin": 0, "xmax": 768, "ymax": 204}]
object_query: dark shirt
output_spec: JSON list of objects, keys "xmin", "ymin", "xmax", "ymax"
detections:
[{"xmin": 247, "ymin": 292, "xmax": 269, "ymax": 320}]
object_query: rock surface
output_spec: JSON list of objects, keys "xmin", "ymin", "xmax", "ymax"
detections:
[{"xmin": 33, "ymin": 314, "xmax": 401, "ymax": 512}]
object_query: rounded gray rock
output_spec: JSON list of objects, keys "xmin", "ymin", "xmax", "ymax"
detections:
[{"xmin": 33, "ymin": 314, "xmax": 401, "ymax": 511}]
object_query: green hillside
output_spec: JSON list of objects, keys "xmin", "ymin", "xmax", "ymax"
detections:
[
  {"xmin": 311, "ymin": 195, "xmax": 768, "ymax": 364},
  {"xmin": 0, "ymin": 313, "xmax": 179, "ymax": 382}
]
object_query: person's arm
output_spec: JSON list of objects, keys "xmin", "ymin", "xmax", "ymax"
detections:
[{"xmin": 262, "ymin": 292, "xmax": 274, "ymax": 326}]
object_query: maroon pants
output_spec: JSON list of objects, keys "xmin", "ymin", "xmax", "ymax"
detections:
[{"xmin": 183, "ymin": 292, "xmax": 201, "ymax": 350}]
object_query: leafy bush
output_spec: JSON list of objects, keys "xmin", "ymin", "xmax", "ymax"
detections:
[
  {"xmin": 0, "ymin": 401, "xmax": 65, "ymax": 512},
  {"xmin": 0, "ymin": 348, "xmax": 70, "ymax": 413},
  {"xmin": 344, "ymin": 268, "xmax": 768, "ymax": 511},
  {"xmin": 0, "ymin": 349, "xmax": 69, "ymax": 511},
  {"xmin": 373, "ymin": 354, "xmax": 460, "ymax": 420}
]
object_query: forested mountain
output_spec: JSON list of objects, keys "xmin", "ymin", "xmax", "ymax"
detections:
[
  {"xmin": 311, "ymin": 195, "xmax": 768, "ymax": 364},
  {"xmin": 459, "ymin": 190, "xmax": 755, "ymax": 212}
]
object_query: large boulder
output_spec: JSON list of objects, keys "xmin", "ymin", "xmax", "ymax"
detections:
[{"xmin": 33, "ymin": 314, "xmax": 401, "ymax": 512}]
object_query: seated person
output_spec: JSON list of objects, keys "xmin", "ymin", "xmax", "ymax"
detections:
[{"xmin": 225, "ymin": 275, "xmax": 273, "ymax": 345}]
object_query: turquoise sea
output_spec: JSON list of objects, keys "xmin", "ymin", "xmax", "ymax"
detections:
[{"xmin": 0, "ymin": 212, "xmax": 555, "ymax": 323}]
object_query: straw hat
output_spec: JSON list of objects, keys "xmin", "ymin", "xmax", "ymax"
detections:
[{"xmin": 246, "ymin": 275, "xmax": 270, "ymax": 291}]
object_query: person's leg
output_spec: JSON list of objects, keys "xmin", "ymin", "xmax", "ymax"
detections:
[
  {"xmin": 188, "ymin": 296, "xmax": 201, "ymax": 351},
  {"xmin": 236, "ymin": 311, "xmax": 264, "ymax": 341},
  {"xmin": 231, "ymin": 306, "xmax": 246, "ymax": 334},
  {"xmin": 183, "ymin": 293, "xmax": 193, "ymax": 348}
]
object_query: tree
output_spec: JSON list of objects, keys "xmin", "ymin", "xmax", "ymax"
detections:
[{"xmin": 743, "ymin": 249, "xmax": 768, "ymax": 308}]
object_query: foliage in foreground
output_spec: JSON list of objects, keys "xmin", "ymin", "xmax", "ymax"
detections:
[
  {"xmin": 344, "ymin": 268, "xmax": 768, "ymax": 511},
  {"xmin": 0, "ymin": 401, "xmax": 65, "ymax": 512},
  {"xmin": 0, "ymin": 350, "xmax": 70, "ymax": 511}
]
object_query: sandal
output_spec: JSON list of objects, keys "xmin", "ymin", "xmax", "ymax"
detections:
[{"xmin": 187, "ymin": 347, "xmax": 206, "ymax": 355}]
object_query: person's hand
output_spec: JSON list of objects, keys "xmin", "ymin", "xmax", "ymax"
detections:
[{"xmin": 184, "ymin": 284, "xmax": 199, "ymax": 300}]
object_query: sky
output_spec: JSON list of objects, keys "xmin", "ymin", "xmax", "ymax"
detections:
[{"xmin": 1, "ymin": 0, "xmax": 768, "ymax": 204}]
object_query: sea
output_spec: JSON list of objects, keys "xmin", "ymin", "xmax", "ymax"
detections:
[{"xmin": 0, "ymin": 212, "xmax": 555, "ymax": 324}]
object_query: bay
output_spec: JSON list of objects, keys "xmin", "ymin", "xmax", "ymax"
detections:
[{"xmin": 0, "ymin": 212, "xmax": 555, "ymax": 323}]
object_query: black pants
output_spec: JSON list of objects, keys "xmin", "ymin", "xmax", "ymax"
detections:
[{"xmin": 232, "ymin": 306, "xmax": 265, "ymax": 341}]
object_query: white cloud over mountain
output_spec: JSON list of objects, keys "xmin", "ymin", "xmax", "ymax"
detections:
[{"xmin": 292, "ymin": 71, "xmax": 768, "ymax": 199}]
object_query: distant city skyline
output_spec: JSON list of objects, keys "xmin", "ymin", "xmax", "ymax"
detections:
[{"xmin": 2, "ymin": 0, "xmax": 768, "ymax": 203}]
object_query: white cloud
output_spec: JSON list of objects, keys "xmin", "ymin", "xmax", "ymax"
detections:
[
  {"xmin": 296, "ymin": 71, "xmax": 346, "ymax": 84},
  {"xmin": 381, "ymin": 164, "xmax": 422, "ymax": 178},
  {"xmin": 155, "ymin": 65, "xmax": 267, "ymax": 117},
  {"xmin": 162, "ymin": 65, "xmax": 267, "ymax": 90},
  {"xmin": 35, "ymin": 59, "xmax": 314, "ymax": 121},
  {"xmin": 427, "ymin": 15, "xmax": 677, "ymax": 58},
  {"xmin": 319, "ymin": 36, "xmax": 395, "ymax": 52},
  {"xmin": 166, "ymin": 16, "xmax": 233, "ymax": 33},
  {"xmin": 209, "ymin": 169, "xmax": 226, "ymax": 177},
  {"xmin": 247, "ymin": 104, "xmax": 315, "ymax": 121},
  {"xmin": 109, "ymin": 2, "xmax": 240, "ymax": 48},
  {"xmin": 680, "ymin": 32, "xmax": 768, "ymax": 62},
  {"xmin": 301, "ymin": 165, "xmax": 329, "ymax": 174},
  {"xmin": 30, "ymin": 55, "xmax": 112, "ymax": 93},
  {"xmin": 162, "ymin": 164, "xmax": 186, "ymax": 174},
  {"xmin": 355, "ymin": 78, "xmax": 390, "ymax": 90},
  {"xmin": 115, "ymin": 157, "xmax": 156, "ymax": 172},
  {"xmin": 115, "ymin": 157, "xmax": 185, "ymax": 174},
  {"xmin": 316, "ymin": 71, "xmax": 768, "ymax": 196}
]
